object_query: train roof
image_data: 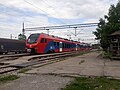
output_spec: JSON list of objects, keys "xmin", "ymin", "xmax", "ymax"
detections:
[
  {"xmin": 32, "ymin": 33, "xmax": 80, "ymax": 44},
  {"xmin": 0, "ymin": 38, "xmax": 25, "ymax": 42}
]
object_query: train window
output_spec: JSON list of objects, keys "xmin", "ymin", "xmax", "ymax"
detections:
[
  {"xmin": 64, "ymin": 43, "xmax": 66, "ymax": 48},
  {"xmin": 54, "ymin": 42, "xmax": 56, "ymax": 46},
  {"xmin": 69, "ymin": 44, "xmax": 70, "ymax": 48},
  {"xmin": 57, "ymin": 42, "xmax": 59, "ymax": 47},
  {"xmin": 40, "ymin": 38, "xmax": 45, "ymax": 43},
  {"xmin": 67, "ymin": 44, "xmax": 69, "ymax": 48},
  {"xmin": 70, "ymin": 44, "xmax": 71, "ymax": 48},
  {"xmin": 27, "ymin": 34, "xmax": 40, "ymax": 44},
  {"xmin": 65, "ymin": 43, "xmax": 66, "ymax": 48},
  {"xmin": 63, "ymin": 43, "xmax": 65, "ymax": 48},
  {"xmin": 66, "ymin": 44, "xmax": 67, "ymax": 48},
  {"xmin": 62, "ymin": 43, "xmax": 64, "ymax": 48},
  {"xmin": 40, "ymin": 38, "xmax": 47, "ymax": 43},
  {"xmin": 45, "ymin": 39, "xmax": 47, "ymax": 43},
  {"xmin": 71, "ymin": 44, "xmax": 73, "ymax": 48}
]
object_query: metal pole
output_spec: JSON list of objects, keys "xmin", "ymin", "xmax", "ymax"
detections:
[
  {"xmin": 46, "ymin": 29, "xmax": 49, "ymax": 35},
  {"xmin": 74, "ymin": 27, "xmax": 77, "ymax": 36},
  {"xmin": 67, "ymin": 35, "xmax": 71, "ymax": 40},
  {"xmin": 22, "ymin": 22, "xmax": 25, "ymax": 35},
  {"xmin": 10, "ymin": 34, "xmax": 12, "ymax": 39}
]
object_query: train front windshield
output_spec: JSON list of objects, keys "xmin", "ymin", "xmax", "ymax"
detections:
[{"xmin": 27, "ymin": 34, "xmax": 40, "ymax": 44}]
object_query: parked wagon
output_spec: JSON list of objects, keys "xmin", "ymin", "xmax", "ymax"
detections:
[{"xmin": 0, "ymin": 38, "xmax": 26, "ymax": 54}]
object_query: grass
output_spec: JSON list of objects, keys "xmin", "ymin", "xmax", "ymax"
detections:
[
  {"xmin": 19, "ymin": 68, "xmax": 30, "ymax": 73},
  {"xmin": 71, "ymin": 51, "xmax": 89, "ymax": 57},
  {"xmin": 79, "ymin": 60, "xmax": 85, "ymax": 64},
  {"xmin": 0, "ymin": 75, "xmax": 19, "ymax": 83},
  {"xmin": 63, "ymin": 77, "xmax": 120, "ymax": 90},
  {"xmin": 102, "ymin": 51, "xmax": 112, "ymax": 58}
]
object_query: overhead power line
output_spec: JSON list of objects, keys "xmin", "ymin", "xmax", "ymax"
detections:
[
  {"xmin": 24, "ymin": 0, "xmax": 49, "ymax": 15},
  {"xmin": 24, "ymin": 0, "xmax": 66, "ymax": 24},
  {"xmin": 41, "ymin": 0, "xmax": 72, "ymax": 24},
  {"xmin": 0, "ymin": 3, "xmax": 34, "ymax": 24},
  {"xmin": 0, "ymin": 3, "xmax": 21, "ymax": 17},
  {"xmin": 25, "ymin": 23, "xmax": 98, "ymax": 31}
]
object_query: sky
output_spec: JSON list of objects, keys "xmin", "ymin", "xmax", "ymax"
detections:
[{"xmin": 0, "ymin": 0, "xmax": 118, "ymax": 44}]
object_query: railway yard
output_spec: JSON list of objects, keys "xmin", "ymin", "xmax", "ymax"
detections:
[
  {"xmin": 0, "ymin": 0, "xmax": 120, "ymax": 90},
  {"xmin": 0, "ymin": 50, "xmax": 120, "ymax": 90},
  {"xmin": 0, "ymin": 51, "xmax": 79, "ymax": 74}
]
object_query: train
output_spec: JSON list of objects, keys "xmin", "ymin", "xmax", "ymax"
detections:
[
  {"xmin": 0, "ymin": 38, "xmax": 26, "ymax": 54},
  {"xmin": 26, "ymin": 33, "xmax": 91, "ymax": 54}
]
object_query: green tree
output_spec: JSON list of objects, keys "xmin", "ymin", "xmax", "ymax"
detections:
[
  {"xmin": 18, "ymin": 34, "xmax": 26, "ymax": 41},
  {"xmin": 93, "ymin": 1, "xmax": 120, "ymax": 51}
]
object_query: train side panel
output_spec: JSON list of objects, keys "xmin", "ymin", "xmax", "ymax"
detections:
[
  {"xmin": 0, "ymin": 38, "xmax": 25, "ymax": 54},
  {"xmin": 37, "ymin": 35, "xmax": 60, "ymax": 53}
]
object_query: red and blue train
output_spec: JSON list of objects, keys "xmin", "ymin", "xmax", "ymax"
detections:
[{"xmin": 26, "ymin": 33, "xmax": 91, "ymax": 54}]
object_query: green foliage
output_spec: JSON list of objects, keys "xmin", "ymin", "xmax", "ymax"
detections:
[
  {"xmin": 19, "ymin": 68, "xmax": 30, "ymax": 73},
  {"xmin": 93, "ymin": 1, "xmax": 120, "ymax": 51},
  {"xmin": 102, "ymin": 51, "xmax": 112, "ymax": 58},
  {"xmin": 63, "ymin": 77, "xmax": 120, "ymax": 90},
  {"xmin": 18, "ymin": 34, "xmax": 26, "ymax": 41},
  {"xmin": 79, "ymin": 60, "xmax": 85, "ymax": 64},
  {"xmin": 0, "ymin": 75, "xmax": 19, "ymax": 83}
]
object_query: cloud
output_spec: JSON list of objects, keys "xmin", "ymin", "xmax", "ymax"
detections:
[
  {"xmin": 0, "ymin": 0, "xmax": 114, "ymax": 19},
  {"xmin": 0, "ymin": 0, "xmax": 118, "ymax": 43},
  {"xmin": 27, "ymin": 0, "xmax": 111, "ymax": 19}
]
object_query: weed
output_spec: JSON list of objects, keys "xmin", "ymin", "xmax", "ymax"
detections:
[{"xmin": 0, "ymin": 75, "xmax": 19, "ymax": 83}]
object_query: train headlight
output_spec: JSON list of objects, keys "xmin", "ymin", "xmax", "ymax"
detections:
[
  {"xmin": 30, "ymin": 45, "xmax": 32, "ymax": 48},
  {"xmin": 27, "ymin": 49, "xmax": 31, "ymax": 53},
  {"xmin": 34, "ymin": 46, "xmax": 37, "ymax": 50}
]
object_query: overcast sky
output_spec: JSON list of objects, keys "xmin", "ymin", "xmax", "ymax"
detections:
[{"xmin": 0, "ymin": 0, "xmax": 118, "ymax": 43}]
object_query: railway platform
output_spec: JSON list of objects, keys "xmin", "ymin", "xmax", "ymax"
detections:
[{"xmin": 1, "ymin": 51, "xmax": 120, "ymax": 90}]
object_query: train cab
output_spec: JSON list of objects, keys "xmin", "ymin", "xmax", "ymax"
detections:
[{"xmin": 26, "ymin": 33, "xmax": 40, "ymax": 54}]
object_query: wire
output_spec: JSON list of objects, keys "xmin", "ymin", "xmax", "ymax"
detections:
[
  {"xmin": 41, "ymin": 0, "xmax": 73, "ymax": 24},
  {"xmin": 24, "ymin": 0, "xmax": 66, "ymax": 24},
  {"xmin": 25, "ymin": 23, "xmax": 98, "ymax": 31},
  {"xmin": 0, "ymin": 3, "xmax": 23, "ymax": 17},
  {"xmin": 24, "ymin": 0, "xmax": 49, "ymax": 15},
  {"xmin": 41, "ymin": 0, "xmax": 53, "ymax": 8},
  {"xmin": 0, "ymin": 3, "xmax": 36, "ymax": 25}
]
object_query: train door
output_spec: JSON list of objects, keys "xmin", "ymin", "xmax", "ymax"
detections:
[
  {"xmin": 76, "ymin": 44, "xmax": 78, "ymax": 51},
  {"xmin": 59, "ymin": 42, "xmax": 62, "ymax": 52}
]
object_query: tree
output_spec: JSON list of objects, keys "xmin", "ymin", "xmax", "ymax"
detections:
[
  {"xmin": 18, "ymin": 34, "xmax": 26, "ymax": 41},
  {"xmin": 93, "ymin": 1, "xmax": 120, "ymax": 51}
]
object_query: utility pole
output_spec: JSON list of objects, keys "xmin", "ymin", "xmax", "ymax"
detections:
[
  {"xmin": 18, "ymin": 22, "xmax": 26, "ymax": 40},
  {"xmin": 10, "ymin": 34, "xmax": 12, "ymax": 39},
  {"xmin": 74, "ymin": 27, "xmax": 77, "ymax": 36},
  {"xmin": 22, "ymin": 22, "xmax": 25, "ymax": 35},
  {"xmin": 46, "ymin": 29, "xmax": 49, "ymax": 35}
]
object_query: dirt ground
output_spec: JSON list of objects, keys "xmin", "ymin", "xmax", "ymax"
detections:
[{"xmin": 1, "ymin": 51, "xmax": 120, "ymax": 90}]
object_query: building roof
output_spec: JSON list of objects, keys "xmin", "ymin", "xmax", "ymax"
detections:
[{"xmin": 111, "ymin": 30, "xmax": 120, "ymax": 36}]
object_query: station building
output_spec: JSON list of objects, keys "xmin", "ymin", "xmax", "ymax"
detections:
[{"xmin": 109, "ymin": 30, "xmax": 120, "ymax": 58}]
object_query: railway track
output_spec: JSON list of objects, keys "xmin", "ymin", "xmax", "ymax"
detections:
[
  {"xmin": 0, "ymin": 53, "xmax": 30, "ymax": 59},
  {"xmin": 0, "ymin": 51, "xmax": 84, "ymax": 74}
]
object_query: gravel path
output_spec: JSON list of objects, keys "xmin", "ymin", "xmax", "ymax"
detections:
[{"xmin": 0, "ymin": 75, "xmax": 73, "ymax": 90}]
